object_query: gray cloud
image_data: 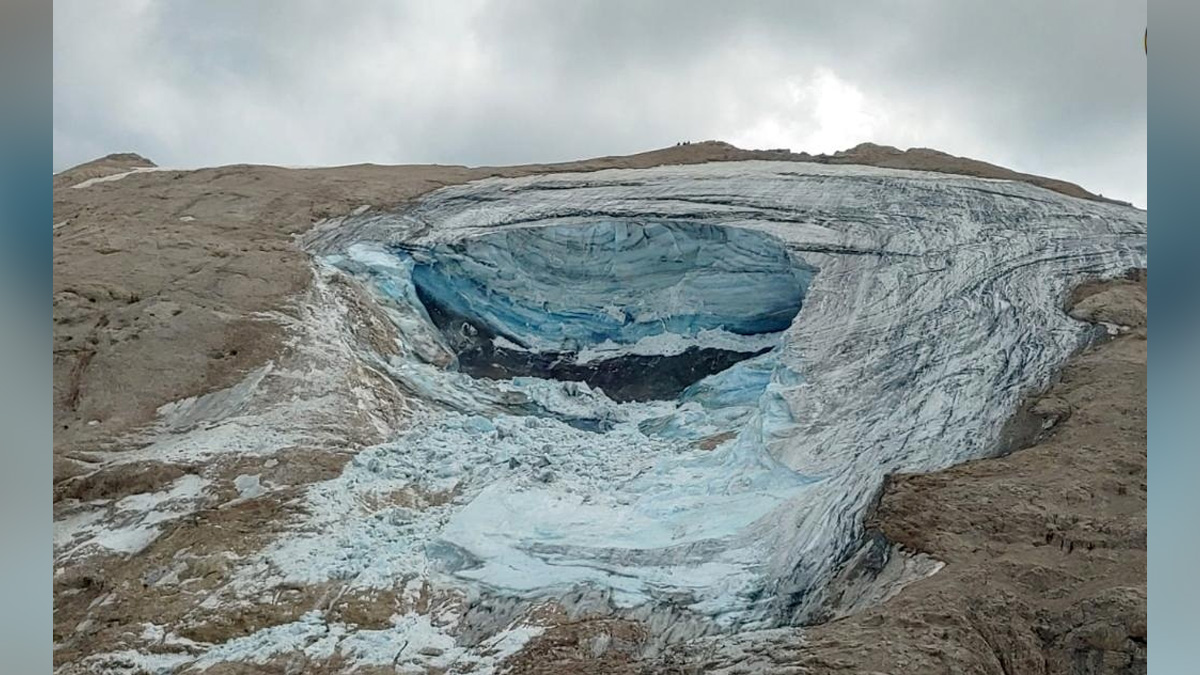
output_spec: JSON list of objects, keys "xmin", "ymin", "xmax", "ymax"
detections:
[{"xmin": 53, "ymin": 0, "xmax": 1146, "ymax": 205}]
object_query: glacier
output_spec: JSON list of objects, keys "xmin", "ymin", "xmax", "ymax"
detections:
[{"xmin": 285, "ymin": 160, "xmax": 1146, "ymax": 639}]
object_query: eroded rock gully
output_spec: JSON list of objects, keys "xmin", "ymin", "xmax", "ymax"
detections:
[{"xmin": 52, "ymin": 146, "xmax": 1145, "ymax": 674}]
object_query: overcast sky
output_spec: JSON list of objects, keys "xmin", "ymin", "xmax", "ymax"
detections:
[{"xmin": 53, "ymin": 1, "xmax": 1147, "ymax": 206}]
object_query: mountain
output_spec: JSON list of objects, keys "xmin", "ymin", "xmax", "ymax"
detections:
[{"xmin": 52, "ymin": 144, "xmax": 1146, "ymax": 674}]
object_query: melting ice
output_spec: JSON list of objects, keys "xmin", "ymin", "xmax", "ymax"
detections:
[{"xmin": 281, "ymin": 161, "xmax": 1146, "ymax": 632}]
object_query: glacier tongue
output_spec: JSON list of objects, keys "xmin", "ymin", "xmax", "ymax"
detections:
[{"xmin": 292, "ymin": 160, "xmax": 1146, "ymax": 634}]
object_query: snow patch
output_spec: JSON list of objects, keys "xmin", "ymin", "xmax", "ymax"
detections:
[
  {"xmin": 70, "ymin": 166, "xmax": 171, "ymax": 189},
  {"xmin": 188, "ymin": 609, "xmax": 542, "ymax": 674},
  {"xmin": 234, "ymin": 474, "xmax": 264, "ymax": 499},
  {"xmin": 54, "ymin": 474, "xmax": 210, "ymax": 559}
]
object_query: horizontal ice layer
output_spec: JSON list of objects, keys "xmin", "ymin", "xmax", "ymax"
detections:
[
  {"xmin": 298, "ymin": 161, "xmax": 1147, "ymax": 630},
  {"xmin": 573, "ymin": 328, "xmax": 782, "ymax": 364}
]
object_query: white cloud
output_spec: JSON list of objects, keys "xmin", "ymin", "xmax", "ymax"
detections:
[
  {"xmin": 52, "ymin": 0, "xmax": 1146, "ymax": 206},
  {"xmin": 729, "ymin": 69, "xmax": 889, "ymax": 154}
]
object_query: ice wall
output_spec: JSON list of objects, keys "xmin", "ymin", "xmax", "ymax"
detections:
[{"xmin": 408, "ymin": 221, "xmax": 813, "ymax": 352}]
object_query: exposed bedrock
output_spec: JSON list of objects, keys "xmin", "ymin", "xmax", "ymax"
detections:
[{"xmin": 303, "ymin": 161, "xmax": 1146, "ymax": 643}]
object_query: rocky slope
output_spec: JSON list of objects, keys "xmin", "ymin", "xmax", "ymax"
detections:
[{"xmin": 52, "ymin": 144, "xmax": 1145, "ymax": 674}]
